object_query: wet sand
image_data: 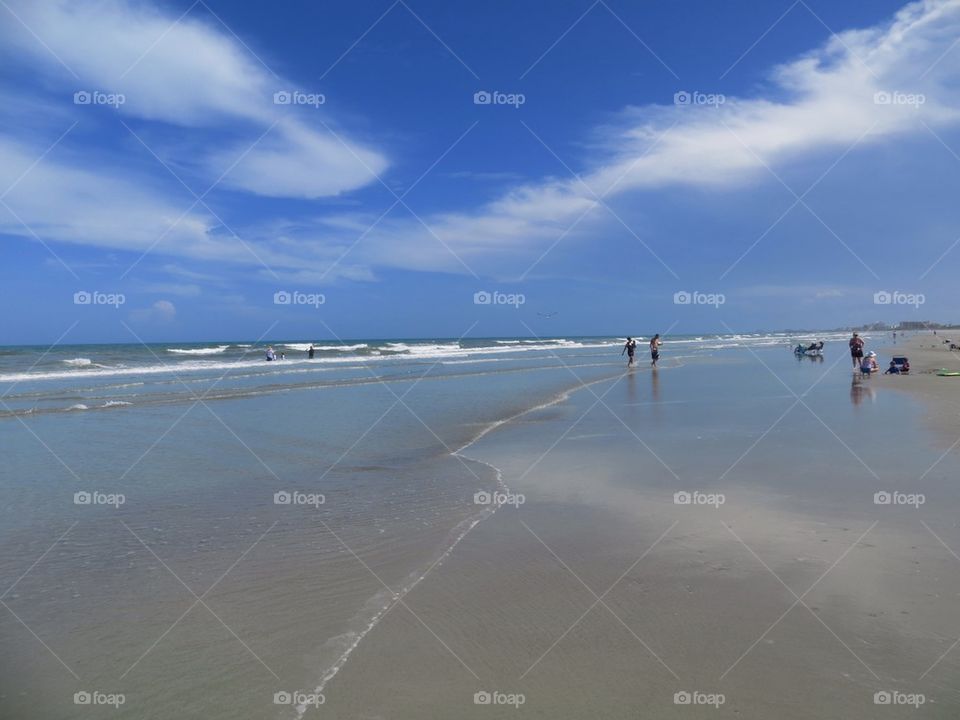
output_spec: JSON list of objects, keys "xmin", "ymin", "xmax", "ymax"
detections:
[
  {"xmin": 316, "ymin": 345, "xmax": 960, "ymax": 718},
  {"xmin": 7, "ymin": 339, "xmax": 959, "ymax": 719}
]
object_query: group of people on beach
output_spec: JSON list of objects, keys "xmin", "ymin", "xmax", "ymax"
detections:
[
  {"xmin": 849, "ymin": 332, "xmax": 909, "ymax": 375},
  {"xmin": 266, "ymin": 345, "xmax": 318, "ymax": 361},
  {"xmin": 622, "ymin": 334, "xmax": 661, "ymax": 368},
  {"xmin": 615, "ymin": 331, "xmax": 906, "ymax": 375},
  {"xmin": 848, "ymin": 332, "xmax": 881, "ymax": 374}
]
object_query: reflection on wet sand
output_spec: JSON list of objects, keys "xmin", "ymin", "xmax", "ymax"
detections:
[{"xmin": 850, "ymin": 373, "xmax": 876, "ymax": 406}]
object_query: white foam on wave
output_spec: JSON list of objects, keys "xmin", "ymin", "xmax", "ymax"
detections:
[
  {"xmin": 285, "ymin": 343, "xmax": 369, "ymax": 352},
  {"xmin": 0, "ymin": 342, "xmax": 601, "ymax": 384},
  {"xmin": 384, "ymin": 342, "xmax": 461, "ymax": 355},
  {"xmin": 0, "ymin": 357, "xmax": 373, "ymax": 383},
  {"xmin": 166, "ymin": 345, "xmax": 230, "ymax": 355},
  {"xmin": 320, "ymin": 344, "xmax": 368, "ymax": 351},
  {"xmin": 101, "ymin": 400, "xmax": 133, "ymax": 408},
  {"xmin": 4, "ymin": 334, "xmax": 858, "ymax": 386},
  {"xmin": 385, "ymin": 340, "xmax": 596, "ymax": 360},
  {"xmin": 495, "ymin": 338, "xmax": 581, "ymax": 346},
  {"xmin": 67, "ymin": 404, "xmax": 88, "ymax": 411}
]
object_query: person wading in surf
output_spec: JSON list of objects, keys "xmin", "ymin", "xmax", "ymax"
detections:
[
  {"xmin": 650, "ymin": 334, "xmax": 662, "ymax": 367},
  {"xmin": 622, "ymin": 337, "xmax": 637, "ymax": 367}
]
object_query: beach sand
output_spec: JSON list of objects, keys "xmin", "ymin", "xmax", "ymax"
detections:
[
  {"xmin": 4, "ymin": 336, "xmax": 960, "ymax": 719},
  {"xmin": 315, "ymin": 337, "xmax": 960, "ymax": 719},
  {"xmin": 879, "ymin": 332, "xmax": 960, "ymax": 444}
]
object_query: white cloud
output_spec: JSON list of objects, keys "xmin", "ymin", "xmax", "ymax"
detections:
[
  {"xmin": 208, "ymin": 122, "xmax": 384, "ymax": 199},
  {"xmin": 351, "ymin": 0, "xmax": 960, "ymax": 275},
  {"xmin": 0, "ymin": 135, "xmax": 369, "ymax": 276},
  {"xmin": 0, "ymin": 0, "xmax": 387, "ymax": 198},
  {"xmin": 2, "ymin": 0, "xmax": 960, "ymax": 282},
  {"xmin": 130, "ymin": 299, "xmax": 176, "ymax": 323},
  {"xmin": 0, "ymin": 137, "xmax": 211, "ymax": 255}
]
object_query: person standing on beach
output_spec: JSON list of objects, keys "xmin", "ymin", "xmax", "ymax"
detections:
[
  {"xmin": 849, "ymin": 332, "xmax": 864, "ymax": 369},
  {"xmin": 650, "ymin": 334, "xmax": 662, "ymax": 367},
  {"xmin": 622, "ymin": 337, "xmax": 637, "ymax": 367}
]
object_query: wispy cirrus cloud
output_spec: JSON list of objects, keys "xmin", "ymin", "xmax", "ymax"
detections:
[
  {"xmin": 346, "ymin": 0, "xmax": 960, "ymax": 277},
  {"xmin": 2, "ymin": 0, "xmax": 960, "ymax": 286},
  {"xmin": 0, "ymin": 0, "xmax": 387, "ymax": 199}
]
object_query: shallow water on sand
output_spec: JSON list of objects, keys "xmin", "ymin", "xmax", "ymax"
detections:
[
  {"xmin": 3, "ymin": 337, "xmax": 953, "ymax": 719},
  {"xmin": 2, "ymin": 339, "xmax": 625, "ymax": 719},
  {"xmin": 315, "ymin": 348, "xmax": 960, "ymax": 719}
]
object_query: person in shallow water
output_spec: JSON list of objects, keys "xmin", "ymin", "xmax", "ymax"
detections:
[
  {"xmin": 622, "ymin": 337, "xmax": 637, "ymax": 367},
  {"xmin": 265, "ymin": 346, "xmax": 276, "ymax": 361},
  {"xmin": 308, "ymin": 344, "xmax": 315, "ymax": 359},
  {"xmin": 650, "ymin": 334, "xmax": 662, "ymax": 367}
]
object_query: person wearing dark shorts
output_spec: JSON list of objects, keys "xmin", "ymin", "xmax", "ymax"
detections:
[
  {"xmin": 650, "ymin": 334, "xmax": 661, "ymax": 367},
  {"xmin": 849, "ymin": 332, "xmax": 864, "ymax": 369},
  {"xmin": 622, "ymin": 337, "xmax": 637, "ymax": 367}
]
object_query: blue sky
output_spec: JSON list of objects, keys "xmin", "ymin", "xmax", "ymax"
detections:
[{"xmin": 1, "ymin": 0, "xmax": 959, "ymax": 343}]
